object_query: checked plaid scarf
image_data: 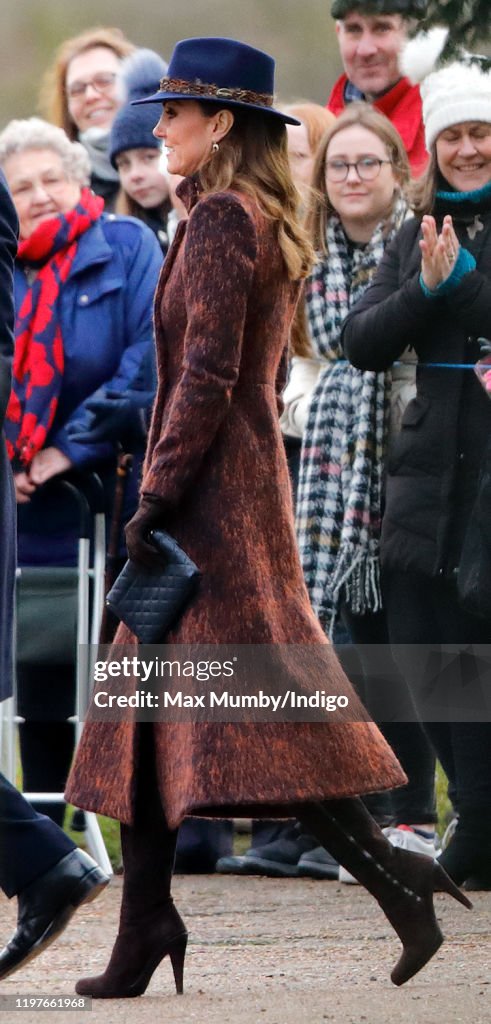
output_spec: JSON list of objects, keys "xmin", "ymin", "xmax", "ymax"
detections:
[{"xmin": 296, "ymin": 195, "xmax": 408, "ymax": 635}]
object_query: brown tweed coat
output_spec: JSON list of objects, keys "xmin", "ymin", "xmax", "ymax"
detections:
[{"xmin": 66, "ymin": 177, "xmax": 405, "ymax": 828}]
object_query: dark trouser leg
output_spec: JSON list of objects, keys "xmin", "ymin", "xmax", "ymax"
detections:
[
  {"xmin": 435, "ymin": 722, "xmax": 491, "ymax": 883},
  {"xmin": 17, "ymin": 665, "xmax": 75, "ymax": 827},
  {"xmin": 340, "ymin": 606, "xmax": 436, "ymax": 825},
  {"xmin": 76, "ymin": 725, "xmax": 186, "ymax": 999},
  {"xmin": 382, "ymin": 722, "xmax": 437, "ymax": 824},
  {"xmin": 295, "ymin": 798, "xmax": 470, "ymax": 986},
  {"xmin": 384, "ymin": 571, "xmax": 491, "ymax": 881},
  {"xmin": 0, "ymin": 772, "xmax": 75, "ymax": 897},
  {"xmin": 175, "ymin": 818, "xmax": 233, "ymax": 872},
  {"xmin": 18, "ymin": 721, "xmax": 74, "ymax": 827}
]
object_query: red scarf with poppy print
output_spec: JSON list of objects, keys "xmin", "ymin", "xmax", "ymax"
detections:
[{"xmin": 5, "ymin": 187, "xmax": 104, "ymax": 469}]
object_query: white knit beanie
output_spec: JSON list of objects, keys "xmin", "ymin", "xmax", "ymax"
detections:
[{"xmin": 401, "ymin": 27, "xmax": 491, "ymax": 150}]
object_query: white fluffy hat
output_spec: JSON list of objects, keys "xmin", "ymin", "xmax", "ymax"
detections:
[{"xmin": 401, "ymin": 27, "xmax": 491, "ymax": 150}]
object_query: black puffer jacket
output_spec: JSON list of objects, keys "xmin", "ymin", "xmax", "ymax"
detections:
[{"xmin": 343, "ymin": 191, "xmax": 491, "ymax": 581}]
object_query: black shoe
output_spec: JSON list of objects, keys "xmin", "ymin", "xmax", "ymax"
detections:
[
  {"xmin": 215, "ymin": 855, "xmax": 251, "ymax": 875},
  {"xmin": 438, "ymin": 809, "xmax": 491, "ymax": 886},
  {"xmin": 216, "ymin": 823, "xmax": 289, "ymax": 875},
  {"xmin": 297, "ymin": 846, "xmax": 339, "ymax": 879},
  {"xmin": 238, "ymin": 823, "xmax": 318, "ymax": 878},
  {"xmin": 70, "ymin": 810, "xmax": 87, "ymax": 832},
  {"xmin": 464, "ymin": 872, "xmax": 491, "ymax": 891},
  {"xmin": 0, "ymin": 850, "xmax": 110, "ymax": 981}
]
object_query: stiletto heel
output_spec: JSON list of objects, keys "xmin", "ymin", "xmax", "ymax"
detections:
[
  {"xmin": 169, "ymin": 933, "xmax": 187, "ymax": 994},
  {"xmin": 433, "ymin": 861, "xmax": 473, "ymax": 909},
  {"xmin": 75, "ymin": 908, "xmax": 188, "ymax": 998},
  {"xmin": 297, "ymin": 799, "xmax": 473, "ymax": 987}
]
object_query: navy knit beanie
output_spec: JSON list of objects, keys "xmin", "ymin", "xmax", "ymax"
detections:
[{"xmin": 109, "ymin": 48, "xmax": 168, "ymax": 167}]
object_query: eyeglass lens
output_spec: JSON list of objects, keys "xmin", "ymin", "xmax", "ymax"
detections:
[
  {"xmin": 326, "ymin": 158, "xmax": 388, "ymax": 182},
  {"xmin": 67, "ymin": 73, "xmax": 117, "ymax": 98}
]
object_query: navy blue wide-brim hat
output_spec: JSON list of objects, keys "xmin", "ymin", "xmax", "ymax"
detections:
[{"xmin": 132, "ymin": 37, "xmax": 301, "ymax": 125}]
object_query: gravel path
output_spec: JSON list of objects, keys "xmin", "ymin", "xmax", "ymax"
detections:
[{"xmin": 1, "ymin": 875, "xmax": 490, "ymax": 1024}]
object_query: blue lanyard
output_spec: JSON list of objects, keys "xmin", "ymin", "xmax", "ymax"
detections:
[{"xmin": 395, "ymin": 362, "xmax": 479, "ymax": 370}]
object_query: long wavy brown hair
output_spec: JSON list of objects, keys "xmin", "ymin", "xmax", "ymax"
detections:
[
  {"xmin": 198, "ymin": 103, "xmax": 314, "ymax": 281},
  {"xmin": 39, "ymin": 26, "xmax": 135, "ymax": 140},
  {"xmin": 305, "ymin": 101, "xmax": 411, "ymax": 254},
  {"xmin": 290, "ymin": 102, "xmax": 410, "ymax": 358}
]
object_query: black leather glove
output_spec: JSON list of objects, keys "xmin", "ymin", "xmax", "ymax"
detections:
[{"xmin": 124, "ymin": 496, "xmax": 168, "ymax": 567}]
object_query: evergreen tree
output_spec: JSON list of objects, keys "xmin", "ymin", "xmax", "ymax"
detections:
[{"xmin": 423, "ymin": 1, "xmax": 491, "ymax": 51}]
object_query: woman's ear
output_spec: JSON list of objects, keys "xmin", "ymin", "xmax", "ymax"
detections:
[{"xmin": 212, "ymin": 108, "xmax": 235, "ymax": 144}]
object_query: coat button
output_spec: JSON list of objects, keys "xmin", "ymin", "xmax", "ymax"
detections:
[
  {"xmin": 468, "ymin": 336, "xmax": 475, "ymax": 344},
  {"xmin": 438, "ymin": 568, "xmax": 444, "ymax": 576},
  {"xmin": 80, "ymin": 294, "xmax": 89, "ymax": 304},
  {"xmin": 458, "ymin": 452, "xmax": 465, "ymax": 461}
]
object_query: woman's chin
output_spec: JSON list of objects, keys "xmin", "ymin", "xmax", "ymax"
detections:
[
  {"xmin": 452, "ymin": 171, "xmax": 491, "ymax": 192},
  {"xmin": 26, "ymin": 212, "xmax": 57, "ymax": 234}
]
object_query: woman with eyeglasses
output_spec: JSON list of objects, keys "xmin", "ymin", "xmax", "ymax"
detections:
[
  {"xmin": 343, "ymin": 43, "xmax": 491, "ymax": 889},
  {"xmin": 39, "ymin": 27, "xmax": 135, "ymax": 208},
  {"xmin": 0, "ymin": 116, "xmax": 161, "ymax": 828},
  {"xmin": 290, "ymin": 103, "xmax": 438, "ymax": 874}
]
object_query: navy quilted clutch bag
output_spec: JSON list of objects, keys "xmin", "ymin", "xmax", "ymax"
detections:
[{"xmin": 106, "ymin": 530, "xmax": 201, "ymax": 643}]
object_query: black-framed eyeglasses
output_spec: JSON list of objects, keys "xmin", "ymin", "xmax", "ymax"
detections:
[
  {"xmin": 326, "ymin": 157, "xmax": 392, "ymax": 182},
  {"xmin": 67, "ymin": 72, "xmax": 118, "ymax": 99}
]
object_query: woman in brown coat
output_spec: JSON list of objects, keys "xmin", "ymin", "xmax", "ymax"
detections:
[{"xmin": 66, "ymin": 37, "xmax": 470, "ymax": 999}]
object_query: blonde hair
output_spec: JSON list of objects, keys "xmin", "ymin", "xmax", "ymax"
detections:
[
  {"xmin": 0, "ymin": 116, "xmax": 91, "ymax": 185},
  {"xmin": 39, "ymin": 26, "xmax": 135, "ymax": 140},
  {"xmin": 199, "ymin": 105, "xmax": 314, "ymax": 281},
  {"xmin": 282, "ymin": 101, "xmax": 336, "ymax": 156},
  {"xmin": 289, "ymin": 102, "xmax": 410, "ymax": 359},
  {"xmin": 305, "ymin": 101, "xmax": 410, "ymax": 253}
]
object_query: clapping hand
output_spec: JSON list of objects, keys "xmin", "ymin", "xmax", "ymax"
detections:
[{"xmin": 420, "ymin": 214, "xmax": 460, "ymax": 292}]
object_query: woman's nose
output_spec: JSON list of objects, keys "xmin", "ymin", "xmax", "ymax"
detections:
[
  {"xmin": 153, "ymin": 115, "xmax": 165, "ymax": 140},
  {"xmin": 84, "ymin": 83, "xmax": 100, "ymax": 101},
  {"xmin": 458, "ymin": 135, "xmax": 478, "ymax": 155},
  {"xmin": 31, "ymin": 183, "xmax": 51, "ymax": 201},
  {"xmin": 345, "ymin": 164, "xmax": 362, "ymax": 183}
]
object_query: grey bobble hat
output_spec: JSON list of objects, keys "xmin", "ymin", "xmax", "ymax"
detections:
[{"xmin": 109, "ymin": 48, "xmax": 168, "ymax": 168}]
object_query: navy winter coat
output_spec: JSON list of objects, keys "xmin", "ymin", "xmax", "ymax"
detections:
[
  {"xmin": 15, "ymin": 212, "xmax": 162, "ymax": 566},
  {"xmin": 0, "ymin": 172, "xmax": 18, "ymax": 700}
]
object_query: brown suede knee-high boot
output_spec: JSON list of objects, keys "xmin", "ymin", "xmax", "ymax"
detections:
[
  {"xmin": 297, "ymin": 799, "xmax": 472, "ymax": 987},
  {"xmin": 76, "ymin": 728, "xmax": 187, "ymax": 999}
]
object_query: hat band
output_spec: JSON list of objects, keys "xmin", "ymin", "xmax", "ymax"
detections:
[{"xmin": 158, "ymin": 76, "xmax": 274, "ymax": 108}]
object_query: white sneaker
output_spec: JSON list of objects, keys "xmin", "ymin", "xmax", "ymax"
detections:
[
  {"xmin": 338, "ymin": 826, "xmax": 438, "ymax": 884},
  {"xmin": 440, "ymin": 815, "xmax": 459, "ymax": 851}
]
